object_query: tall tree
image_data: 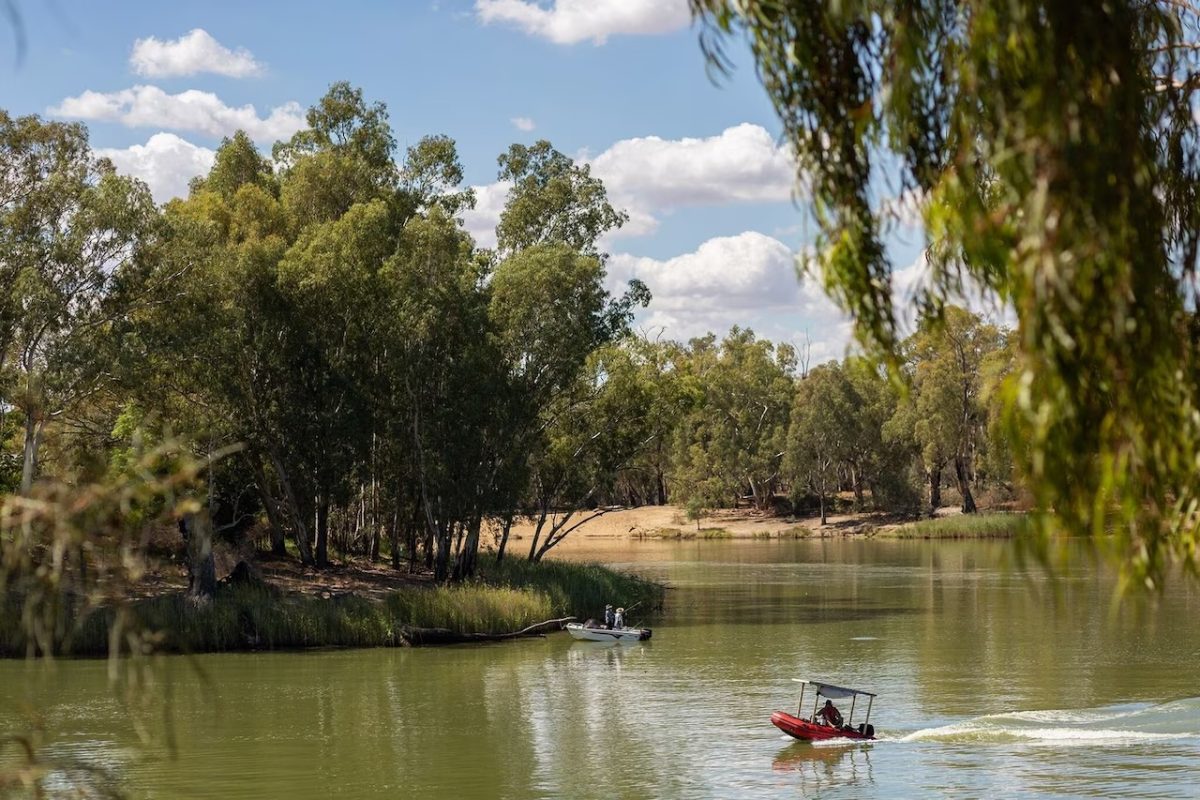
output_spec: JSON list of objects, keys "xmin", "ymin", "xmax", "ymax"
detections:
[
  {"xmin": 672, "ymin": 328, "xmax": 795, "ymax": 512},
  {"xmin": 908, "ymin": 308, "xmax": 1005, "ymax": 514},
  {"xmin": 0, "ymin": 113, "xmax": 157, "ymax": 493},
  {"xmin": 495, "ymin": 140, "xmax": 628, "ymax": 258},
  {"xmin": 786, "ymin": 362, "xmax": 856, "ymax": 525}
]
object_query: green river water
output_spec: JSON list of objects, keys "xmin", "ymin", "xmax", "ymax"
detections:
[{"xmin": 2, "ymin": 538, "xmax": 1199, "ymax": 799}]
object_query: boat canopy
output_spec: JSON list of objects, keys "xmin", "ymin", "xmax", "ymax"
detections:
[{"xmin": 792, "ymin": 678, "xmax": 877, "ymax": 700}]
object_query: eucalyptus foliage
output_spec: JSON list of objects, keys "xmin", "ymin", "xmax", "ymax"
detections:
[{"xmin": 692, "ymin": 0, "xmax": 1200, "ymax": 587}]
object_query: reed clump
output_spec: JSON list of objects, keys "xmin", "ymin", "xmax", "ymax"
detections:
[
  {"xmin": 384, "ymin": 584, "xmax": 551, "ymax": 633},
  {"xmin": 884, "ymin": 513, "xmax": 1030, "ymax": 539},
  {"xmin": 475, "ymin": 554, "xmax": 664, "ymax": 619}
]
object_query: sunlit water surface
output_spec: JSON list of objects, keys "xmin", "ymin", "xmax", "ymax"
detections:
[{"xmin": 2, "ymin": 538, "xmax": 1199, "ymax": 799}]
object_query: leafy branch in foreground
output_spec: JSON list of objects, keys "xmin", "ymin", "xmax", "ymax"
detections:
[
  {"xmin": 691, "ymin": 0, "xmax": 1200, "ymax": 589},
  {"xmin": 1, "ymin": 439, "xmax": 204, "ymax": 795}
]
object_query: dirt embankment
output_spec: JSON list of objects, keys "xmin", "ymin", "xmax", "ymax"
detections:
[{"xmin": 504, "ymin": 504, "xmax": 928, "ymax": 542}]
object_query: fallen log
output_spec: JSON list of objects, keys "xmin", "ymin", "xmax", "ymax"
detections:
[{"xmin": 400, "ymin": 616, "xmax": 576, "ymax": 646}]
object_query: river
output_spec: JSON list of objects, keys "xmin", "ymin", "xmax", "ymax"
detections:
[{"xmin": 2, "ymin": 538, "xmax": 1198, "ymax": 799}]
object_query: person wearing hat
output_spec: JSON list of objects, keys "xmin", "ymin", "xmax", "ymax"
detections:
[
  {"xmin": 816, "ymin": 699, "xmax": 843, "ymax": 728},
  {"xmin": 604, "ymin": 604, "xmax": 615, "ymax": 629},
  {"xmin": 614, "ymin": 607, "xmax": 625, "ymax": 629}
]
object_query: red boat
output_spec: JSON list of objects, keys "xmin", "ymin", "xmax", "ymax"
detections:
[{"xmin": 771, "ymin": 679, "xmax": 877, "ymax": 742}]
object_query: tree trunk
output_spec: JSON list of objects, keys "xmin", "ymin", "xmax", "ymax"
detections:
[
  {"xmin": 390, "ymin": 496, "xmax": 402, "ymax": 570},
  {"xmin": 818, "ymin": 474, "xmax": 827, "ymax": 526},
  {"xmin": 527, "ymin": 503, "xmax": 549, "ymax": 561},
  {"xmin": 269, "ymin": 449, "xmax": 315, "ymax": 566},
  {"xmin": 406, "ymin": 497, "xmax": 422, "ymax": 572},
  {"xmin": 183, "ymin": 512, "xmax": 216, "ymax": 608},
  {"xmin": 656, "ymin": 467, "xmax": 667, "ymax": 505},
  {"xmin": 434, "ymin": 520, "xmax": 452, "ymax": 582},
  {"xmin": 453, "ymin": 516, "xmax": 482, "ymax": 581},
  {"xmin": 929, "ymin": 465, "xmax": 943, "ymax": 514},
  {"xmin": 496, "ymin": 511, "xmax": 514, "ymax": 562},
  {"xmin": 850, "ymin": 463, "xmax": 864, "ymax": 508},
  {"xmin": 315, "ymin": 498, "xmax": 330, "ymax": 569},
  {"xmin": 955, "ymin": 456, "xmax": 977, "ymax": 513},
  {"xmin": 401, "ymin": 616, "xmax": 575, "ymax": 645},
  {"xmin": 250, "ymin": 454, "xmax": 287, "ymax": 556},
  {"xmin": 19, "ymin": 412, "xmax": 44, "ymax": 495}
]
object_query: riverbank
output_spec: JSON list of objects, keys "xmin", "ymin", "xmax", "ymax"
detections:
[
  {"xmin": 508, "ymin": 504, "xmax": 1030, "ymax": 543},
  {"xmin": 1, "ymin": 505, "xmax": 1026, "ymax": 659},
  {"xmin": 0, "ymin": 555, "xmax": 664, "ymax": 658}
]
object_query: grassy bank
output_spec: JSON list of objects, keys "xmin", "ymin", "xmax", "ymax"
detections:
[
  {"xmin": 0, "ymin": 557, "xmax": 664, "ymax": 658},
  {"xmin": 882, "ymin": 513, "xmax": 1030, "ymax": 539},
  {"xmin": 632, "ymin": 527, "xmax": 735, "ymax": 540}
]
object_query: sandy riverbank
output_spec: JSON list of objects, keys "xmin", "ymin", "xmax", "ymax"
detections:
[{"xmin": 504, "ymin": 503, "xmax": 951, "ymax": 542}]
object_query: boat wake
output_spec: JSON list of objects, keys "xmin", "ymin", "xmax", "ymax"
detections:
[{"xmin": 896, "ymin": 697, "xmax": 1200, "ymax": 745}]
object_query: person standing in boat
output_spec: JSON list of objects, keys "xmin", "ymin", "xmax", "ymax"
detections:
[
  {"xmin": 604, "ymin": 604, "xmax": 615, "ymax": 628},
  {"xmin": 816, "ymin": 700, "xmax": 843, "ymax": 727},
  {"xmin": 614, "ymin": 607, "xmax": 625, "ymax": 629}
]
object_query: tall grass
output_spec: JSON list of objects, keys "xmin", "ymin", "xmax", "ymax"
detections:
[
  {"xmin": 1, "ymin": 556, "xmax": 663, "ymax": 657},
  {"xmin": 885, "ymin": 513, "xmax": 1030, "ymax": 539},
  {"xmin": 384, "ymin": 584, "xmax": 551, "ymax": 632},
  {"xmin": 635, "ymin": 527, "xmax": 733, "ymax": 540},
  {"xmin": 476, "ymin": 554, "xmax": 664, "ymax": 620}
]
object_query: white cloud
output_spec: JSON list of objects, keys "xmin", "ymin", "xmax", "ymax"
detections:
[
  {"xmin": 605, "ymin": 232, "xmax": 861, "ymax": 358},
  {"xmin": 49, "ymin": 85, "xmax": 305, "ymax": 143},
  {"xmin": 130, "ymin": 29, "xmax": 264, "ymax": 78},
  {"xmin": 460, "ymin": 123, "xmax": 795, "ymax": 248},
  {"xmin": 461, "ymin": 180, "xmax": 512, "ymax": 249},
  {"xmin": 463, "ymin": 123, "xmax": 801, "ymax": 248},
  {"xmin": 610, "ymin": 231, "xmax": 800, "ymax": 313},
  {"xmin": 96, "ymin": 133, "xmax": 215, "ymax": 203},
  {"xmin": 476, "ymin": 0, "xmax": 689, "ymax": 45},
  {"xmin": 592, "ymin": 123, "xmax": 796, "ymax": 212},
  {"xmin": 511, "ymin": 116, "xmax": 536, "ymax": 132}
]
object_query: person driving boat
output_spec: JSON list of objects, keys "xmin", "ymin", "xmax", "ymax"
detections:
[{"xmin": 815, "ymin": 699, "xmax": 843, "ymax": 727}]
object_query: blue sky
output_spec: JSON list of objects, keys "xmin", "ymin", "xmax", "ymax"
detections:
[{"xmin": 3, "ymin": 0, "xmax": 930, "ymax": 361}]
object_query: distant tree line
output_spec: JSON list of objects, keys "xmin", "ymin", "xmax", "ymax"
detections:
[{"xmin": 0, "ymin": 83, "xmax": 1015, "ymax": 591}]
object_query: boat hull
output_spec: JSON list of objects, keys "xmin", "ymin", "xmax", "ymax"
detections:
[
  {"xmin": 565, "ymin": 623, "xmax": 652, "ymax": 642},
  {"xmin": 770, "ymin": 711, "xmax": 875, "ymax": 741}
]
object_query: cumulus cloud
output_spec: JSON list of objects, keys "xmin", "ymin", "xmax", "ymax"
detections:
[
  {"xmin": 610, "ymin": 232, "xmax": 799, "ymax": 312},
  {"xmin": 96, "ymin": 133, "xmax": 216, "ymax": 203},
  {"xmin": 460, "ymin": 180, "xmax": 512, "ymax": 249},
  {"xmin": 592, "ymin": 123, "xmax": 796, "ymax": 211},
  {"xmin": 460, "ymin": 124, "xmax": 795, "ymax": 248},
  {"xmin": 49, "ymin": 86, "xmax": 305, "ymax": 142},
  {"xmin": 511, "ymin": 116, "xmax": 536, "ymax": 132},
  {"xmin": 476, "ymin": 0, "xmax": 689, "ymax": 45},
  {"xmin": 130, "ymin": 29, "xmax": 264, "ymax": 78},
  {"xmin": 606, "ymin": 232, "xmax": 862, "ymax": 358}
]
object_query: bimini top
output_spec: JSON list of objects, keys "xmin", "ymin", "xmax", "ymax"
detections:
[{"xmin": 793, "ymin": 678, "xmax": 877, "ymax": 699}]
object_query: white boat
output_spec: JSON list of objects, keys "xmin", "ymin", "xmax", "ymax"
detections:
[{"xmin": 565, "ymin": 622, "xmax": 652, "ymax": 642}]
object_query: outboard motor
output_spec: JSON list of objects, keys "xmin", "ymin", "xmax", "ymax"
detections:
[{"xmin": 864, "ymin": 724, "xmax": 875, "ymax": 738}]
